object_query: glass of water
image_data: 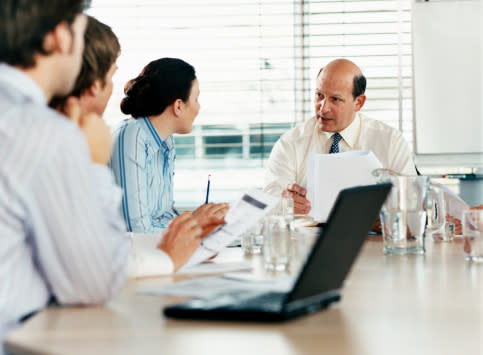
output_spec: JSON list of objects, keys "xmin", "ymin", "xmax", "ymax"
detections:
[
  {"xmin": 462, "ymin": 209, "xmax": 483, "ymax": 262},
  {"xmin": 241, "ymin": 221, "xmax": 264, "ymax": 255},
  {"xmin": 263, "ymin": 215, "xmax": 292, "ymax": 271}
]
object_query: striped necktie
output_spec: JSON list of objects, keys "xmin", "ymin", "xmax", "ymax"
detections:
[{"xmin": 329, "ymin": 132, "xmax": 342, "ymax": 154}]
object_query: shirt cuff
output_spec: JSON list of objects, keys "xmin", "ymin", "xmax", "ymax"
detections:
[{"xmin": 127, "ymin": 233, "xmax": 174, "ymax": 278}]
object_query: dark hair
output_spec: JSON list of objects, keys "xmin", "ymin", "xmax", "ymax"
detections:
[
  {"xmin": 49, "ymin": 16, "xmax": 120, "ymax": 109},
  {"xmin": 0, "ymin": 0, "xmax": 90, "ymax": 68},
  {"xmin": 317, "ymin": 66, "xmax": 367, "ymax": 99},
  {"xmin": 120, "ymin": 58, "xmax": 196, "ymax": 118},
  {"xmin": 352, "ymin": 73, "xmax": 366, "ymax": 99}
]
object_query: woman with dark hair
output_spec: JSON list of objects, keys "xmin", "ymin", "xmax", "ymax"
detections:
[{"xmin": 110, "ymin": 58, "xmax": 227, "ymax": 234}]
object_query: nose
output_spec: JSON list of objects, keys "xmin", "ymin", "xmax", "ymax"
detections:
[{"xmin": 319, "ymin": 98, "xmax": 329, "ymax": 115}]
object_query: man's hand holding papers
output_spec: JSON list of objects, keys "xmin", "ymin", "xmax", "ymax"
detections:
[
  {"xmin": 157, "ymin": 203, "xmax": 229, "ymax": 271},
  {"xmin": 157, "ymin": 213, "xmax": 204, "ymax": 271}
]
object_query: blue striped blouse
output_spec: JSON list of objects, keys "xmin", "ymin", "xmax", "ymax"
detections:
[{"xmin": 110, "ymin": 117, "xmax": 176, "ymax": 233}]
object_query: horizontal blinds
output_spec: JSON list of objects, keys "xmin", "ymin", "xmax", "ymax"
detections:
[
  {"xmin": 89, "ymin": 0, "xmax": 412, "ymax": 206},
  {"xmin": 90, "ymin": 0, "xmax": 412, "ymax": 147},
  {"xmin": 304, "ymin": 0, "xmax": 413, "ymax": 144},
  {"xmin": 89, "ymin": 0, "xmax": 297, "ymax": 131}
]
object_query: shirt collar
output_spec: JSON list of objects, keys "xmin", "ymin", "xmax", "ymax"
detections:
[
  {"xmin": 320, "ymin": 113, "xmax": 361, "ymax": 148},
  {"xmin": 142, "ymin": 117, "xmax": 174, "ymax": 151},
  {"xmin": 0, "ymin": 63, "xmax": 47, "ymax": 105}
]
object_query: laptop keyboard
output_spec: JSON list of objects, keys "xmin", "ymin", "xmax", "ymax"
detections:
[
  {"xmin": 210, "ymin": 292, "xmax": 287, "ymax": 312},
  {"xmin": 184, "ymin": 291, "xmax": 287, "ymax": 313},
  {"xmin": 227, "ymin": 291, "xmax": 286, "ymax": 312}
]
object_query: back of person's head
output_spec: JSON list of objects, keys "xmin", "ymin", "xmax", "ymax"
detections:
[
  {"xmin": 0, "ymin": 0, "xmax": 90, "ymax": 68},
  {"xmin": 120, "ymin": 58, "xmax": 196, "ymax": 118},
  {"xmin": 50, "ymin": 16, "xmax": 120, "ymax": 109},
  {"xmin": 69, "ymin": 16, "xmax": 120, "ymax": 97}
]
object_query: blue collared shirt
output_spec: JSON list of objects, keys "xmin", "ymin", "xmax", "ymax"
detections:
[{"xmin": 110, "ymin": 117, "xmax": 176, "ymax": 233}]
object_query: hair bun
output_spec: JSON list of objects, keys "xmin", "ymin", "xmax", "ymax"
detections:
[
  {"xmin": 120, "ymin": 76, "xmax": 153, "ymax": 117},
  {"xmin": 120, "ymin": 58, "xmax": 196, "ymax": 118},
  {"xmin": 120, "ymin": 94, "xmax": 134, "ymax": 115}
]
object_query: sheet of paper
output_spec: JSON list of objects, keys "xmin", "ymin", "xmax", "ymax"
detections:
[
  {"xmin": 180, "ymin": 189, "xmax": 280, "ymax": 270},
  {"xmin": 138, "ymin": 275, "xmax": 295, "ymax": 299},
  {"xmin": 292, "ymin": 215, "xmax": 319, "ymax": 228},
  {"xmin": 436, "ymin": 182, "xmax": 469, "ymax": 221},
  {"xmin": 177, "ymin": 261, "xmax": 252, "ymax": 275},
  {"xmin": 307, "ymin": 150, "xmax": 382, "ymax": 222}
]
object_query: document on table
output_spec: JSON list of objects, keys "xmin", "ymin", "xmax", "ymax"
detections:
[
  {"xmin": 177, "ymin": 261, "xmax": 252, "ymax": 275},
  {"xmin": 139, "ymin": 275, "xmax": 295, "ymax": 299},
  {"xmin": 436, "ymin": 182, "xmax": 469, "ymax": 226},
  {"xmin": 306, "ymin": 150, "xmax": 382, "ymax": 222},
  {"xmin": 180, "ymin": 189, "xmax": 280, "ymax": 270}
]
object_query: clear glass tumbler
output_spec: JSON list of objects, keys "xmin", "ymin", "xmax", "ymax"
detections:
[
  {"xmin": 263, "ymin": 215, "xmax": 292, "ymax": 271},
  {"xmin": 240, "ymin": 221, "xmax": 264, "ymax": 255},
  {"xmin": 463, "ymin": 209, "xmax": 483, "ymax": 262}
]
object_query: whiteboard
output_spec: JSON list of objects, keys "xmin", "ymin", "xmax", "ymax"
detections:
[{"xmin": 412, "ymin": 0, "xmax": 483, "ymax": 159}]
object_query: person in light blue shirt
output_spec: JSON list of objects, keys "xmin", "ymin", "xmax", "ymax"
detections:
[{"xmin": 110, "ymin": 58, "xmax": 201, "ymax": 233}]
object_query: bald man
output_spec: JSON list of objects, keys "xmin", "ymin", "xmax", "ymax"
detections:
[{"xmin": 263, "ymin": 59, "xmax": 416, "ymax": 214}]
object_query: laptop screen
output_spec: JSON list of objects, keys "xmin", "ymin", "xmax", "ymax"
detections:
[{"xmin": 286, "ymin": 184, "xmax": 391, "ymax": 304}]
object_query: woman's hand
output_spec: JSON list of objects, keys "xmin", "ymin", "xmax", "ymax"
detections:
[{"xmin": 192, "ymin": 202, "xmax": 230, "ymax": 237}]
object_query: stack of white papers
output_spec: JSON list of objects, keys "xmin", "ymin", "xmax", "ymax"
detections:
[
  {"xmin": 177, "ymin": 261, "xmax": 252, "ymax": 275},
  {"xmin": 306, "ymin": 150, "xmax": 382, "ymax": 222},
  {"xmin": 138, "ymin": 275, "xmax": 295, "ymax": 299}
]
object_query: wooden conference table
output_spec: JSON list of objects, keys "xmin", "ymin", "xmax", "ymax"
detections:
[{"xmin": 5, "ymin": 236, "xmax": 483, "ymax": 355}]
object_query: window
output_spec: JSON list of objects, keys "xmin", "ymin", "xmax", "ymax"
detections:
[{"xmin": 89, "ymin": 0, "xmax": 412, "ymax": 208}]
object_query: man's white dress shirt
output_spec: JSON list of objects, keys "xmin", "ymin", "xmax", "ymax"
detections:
[
  {"xmin": 0, "ymin": 64, "xmax": 173, "ymax": 351},
  {"xmin": 263, "ymin": 113, "xmax": 416, "ymax": 196}
]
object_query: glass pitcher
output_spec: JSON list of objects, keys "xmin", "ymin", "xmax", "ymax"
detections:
[{"xmin": 372, "ymin": 169, "xmax": 446, "ymax": 255}]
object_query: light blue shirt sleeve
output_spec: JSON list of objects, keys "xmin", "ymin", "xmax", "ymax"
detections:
[{"xmin": 110, "ymin": 119, "xmax": 176, "ymax": 234}]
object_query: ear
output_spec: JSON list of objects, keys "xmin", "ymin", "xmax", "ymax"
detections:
[
  {"xmin": 173, "ymin": 98, "xmax": 183, "ymax": 117},
  {"xmin": 87, "ymin": 79, "xmax": 102, "ymax": 98},
  {"xmin": 354, "ymin": 94, "xmax": 366, "ymax": 112},
  {"xmin": 43, "ymin": 21, "xmax": 72, "ymax": 55}
]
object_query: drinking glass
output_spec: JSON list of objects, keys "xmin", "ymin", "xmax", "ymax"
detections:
[
  {"xmin": 378, "ymin": 176, "xmax": 436, "ymax": 255},
  {"xmin": 373, "ymin": 171, "xmax": 445, "ymax": 255},
  {"xmin": 462, "ymin": 209, "xmax": 483, "ymax": 262},
  {"xmin": 263, "ymin": 216, "xmax": 291, "ymax": 271},
  {"xmin": 241, "ymin": 221, "xmax": 264, "ymax": 255}
]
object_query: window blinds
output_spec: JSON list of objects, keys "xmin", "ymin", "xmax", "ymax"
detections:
[{"xmin": 89, "ymin": 0, "xmax": 412, "ymax": 206}]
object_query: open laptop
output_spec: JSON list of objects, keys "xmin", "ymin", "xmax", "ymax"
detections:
[{"xmin": 164, "ymin": 183, "xmax": 391, "ymax": 322}]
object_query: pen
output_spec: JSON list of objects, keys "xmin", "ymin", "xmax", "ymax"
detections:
[
  {"xmin": 205, "ymin": 174, "xmax": 211, "ymax": 204},
  {"xmin": 172, "ymin": 207, "xmax": 180, "ymax": 216}
]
